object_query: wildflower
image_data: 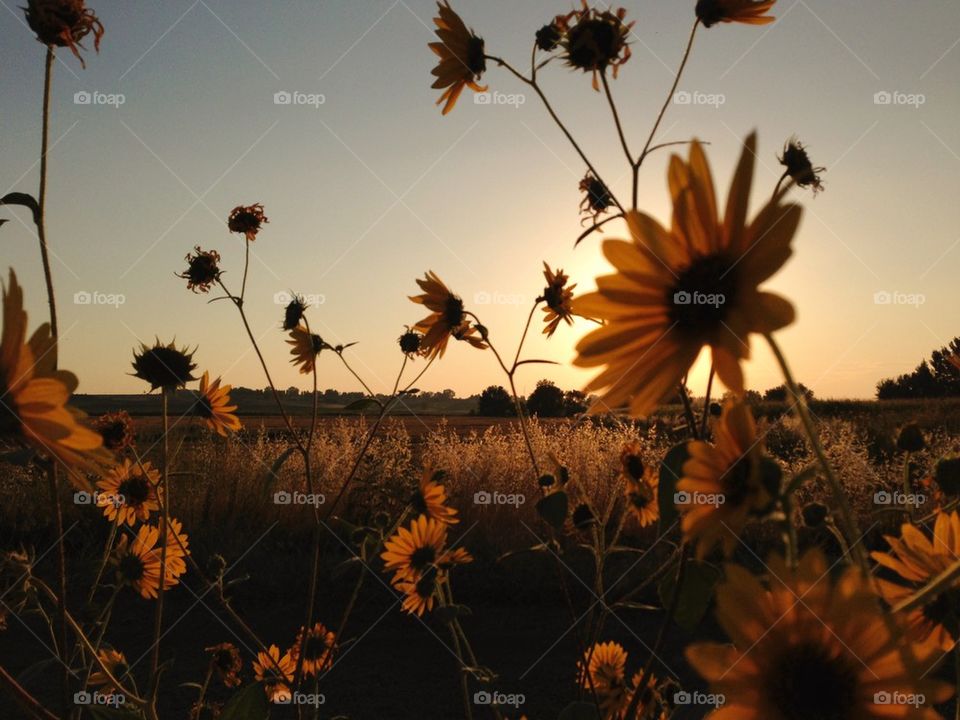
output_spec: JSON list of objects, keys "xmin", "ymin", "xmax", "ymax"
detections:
[
  {"xmin": 410, "ymin": 271, "xmax": 486, "ymax": 359},
  {"xmin": 291, "ymin": 622, "xmax": 337, "ymax": 676},
  {"xmin": 0, "ymin": 270, "xmax": 111, "ymax": 483},
  {"xmin": 686, "ymin": 549, "xmax": 953, "ymax": 718},
  {"xmin": 429, "ymin": 1, "xmax": 487, "ymax": 114},
  {"xmin": 411, "ymin": 467, "xmax": 459, "ymax": 524},
  {"xmin": 178, "ymin": 247, "xmax": 221, "ymax": 293},
  {"xmin": 695, "ymin": 0, "xmax": 776, "ymax": 28},
  {"xmin": 131, "ymin": 339, "xmax": 197, "ymax": 391},
  {"xmin": 113, "ymin": 522, "xmax": 186, "ymax": 599},
  {"xmin": 194, "ymin": 371, "xmax": 241, "ymax": 436},
  {"xmin": 620, "ymin": 442, "xmax": 659, "ymax": 528},
  {"xmin": 252, "ymin": 645, "xmax": 296, "ymax": 704},
  {"xmin": 23, "ymin": 0, "xmax": 103, "ymax": 66},
  {"xmin": 897, "ymin": 423, "xmax": 926, "ymax": 452},
  {"xmin": 778, "ymin": 137, "xmax": 825, "ymax": 195},
  {"xmin": 535, "ymin": 19, "xmax": 563, "ymax": 52},
  {"xmin": 381, "ymin": 515, "xmax": 450, "ymax": 583},
  {"xmin": 396, "ymin": 572, "xmax": 439, "ymax": 617},
  {"xmin": 287, "ymin": 325, "xmax": 327, "ymax": 375},
  {"xmin": 579, "ymin": 173, "xmax": 614, "ymax": 225},
  {"xmin": 281, "ymin": 294, "xmax": 308, "ymax": 331},
  {"xmin": 540, "ymin": 263, "xmax": 576, "ymax": 337},
  {"xmin": 398, "ymin": 327, "xmax": 424, "ymax": 357},
  {"xmin": 579, "ymin": 642, "xmax": 629, "ymax": 717},
  {"xmin": 206, "ymin": 642, "xmax": 242, "ymax": 688},
  {"xmin": 573, "ymin": 133, "xmax": 801, "ymax": 416},
  {"xmin": 96, "ymin": 459, "xmax": 161, "ymax": 526},
  {"xmin": 559, "ymin": 3, "xmax": 633, "ymax": 90},
  {"xmin": 88, "ymin": 648, "xmax": 129, "ymax": 695},
  {"xmin": 91, "ymin": 411, "xmax": 135, "ymax": 452},
  {"xmin": 227, "ymin": 204, "xmax": 268, "ymax": 241}
]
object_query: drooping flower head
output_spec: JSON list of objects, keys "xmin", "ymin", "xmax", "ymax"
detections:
[
  {"xmin": 91, "ymin": 411, "xmax": 135, "ymax": 452},
  {"xmin": 23, "ymin": 0, "xmax": 103, "ymax": 66},
  {"xmin": 131, "ymin": 339, "xmax": 197, "ymax": 391},
  {"xmin": 96, "ymin": 459, "xmax": 162, "ymax": 526},
  {"xmin": 87, "ymin": 648, "xmax": 129, "ymax": 695},
  {"xmin": 411, "ymin": 467, "xmax": 459, "ymax": 525},
  {"xmin": 558, "ymin": 3, "xmax": 633, "ymax": 90},
  {"xmin": 578, "ymin": 642, "xmax": 630, "ymax": 717},
  {"xmin": 619, "ymin": 441, "xmax": 659, "ymax": 528},
  {"xmin": 178, "ymin": 247, "xmax": 221, "ymax": 293},
  {"xmin": 409, "ymin": 271, "xmax": 486, "ymax": 359},
  {"xmin": 696, "ymin": 0, "xmax": 776, "ymax": 28},
  {"xmin": 535, "ymin": 18, "xmax": 564, "ymax": 52},
  {"xmin": 227, "ymin": 204, "xmax": 268, "ymax": 242},
  {"xmin": 395, "ymin": 570, "xmax": 439, "ymax": 617},
  {"xmin": 579, "ymin": 172, "xmax": 614, "ymax": 225},
  {"xmin": 287, "ymin": 325, "xmax": 328, "ymax": 375},
  {"xmin": 252, "ymin": 645, "xmax": 295, "ymax": 704},
  {"xmin": 112, "ymin": 522, "xmax": 187, "ymax": 599},
  {"xmin": 573, "ymin": 133, "xmax": 801, "ymax": 416},
  {"xmin": 206, "ymin": 642, "xmax": 242, "ymax": 688},
  {"xmin": 429, "ymin": 1, "xmax": 487, "ymax": 114},
  {"xmin": 540, "ymin": 263, "xmax": 576, "ymax": 338},
  {"xmin": 778, "ymin": 137, "xmax": 825, "ymax": 195},
  {"xmin": 281, "ymin": 294, "xmax": 308, "ymax": 331},
  {"xmin": 398, "ymin": 326, "xmax": 424, "ymax": 357},
  {"xmin": 194, "ymin": 371, "xmax": 241, "ymax": 436}
]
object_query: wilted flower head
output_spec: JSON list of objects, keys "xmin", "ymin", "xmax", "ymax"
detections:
[
  {"xmin": 178, "ymin": 246, "xmax": 221, "ymax": 293},
  {"xmin": 227, "ymin": 204, "xmax": 268, "ymax": 242},
  {"xmin": 696, "ymin": 0, "xmax": 776, "ymax": 28},
  {"xmin": 409, "ymin": 271, "xmax": 486, "ymax": 359},
  {"xmin": 398, "ymin": 326, "xmax": 424, "ymax": 357},
  {"xmin": 558, "ymin": 2, "xmax": 633, "ymax": 89},
  {"xmin": 131, "ymin": 339, "xmax": 197, "ymax": 391},
  {"xmin": 778, "ymin": 137, "xmax": 825, "ymax": 195},
  {"xmin": 429, "ymin": 1, "xmax": 487, "ymax": 115},
  {"xmin": 540, "ymin": 263, "xmax": 576, "ymax": 337},
  {"xmin": 579, "ymin": 172, "xmax": 613, "ymax": 224},
  {"xmin": 91, "ymin": 410, "xmax": 135, "ymax": 452},
  {"xmin": 206, "ymin": 642, "xmax": 242, "ymax": 688},
  {"xmin": 535, "ymin": 19, "xmax": 564, "ymax": 52},
  {"xmin": 23, "ymin": 0, "xmax": 103, "ymax": 66},
  {"xmin": 287, "ymin": 325, "xmax": 328, "ymax": 375},
  {"xmin": 281, "ymin": 294, "xmax": 308, "ymax": 331}
]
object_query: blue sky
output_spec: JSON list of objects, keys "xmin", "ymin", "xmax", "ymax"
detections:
[{"xmin": 2, "ymin": 0, "xmax": 959, "ymax": 399}]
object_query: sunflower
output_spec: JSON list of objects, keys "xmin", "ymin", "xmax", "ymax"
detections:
[
  {"xmin": 194, "ymin": 371, "xmax": 241, "ymax": 436},
  {"xmin": 579, "ymin": 642, "xmax": 629, "ymax": 718},
  {"xmin": 695, "ymin": 0, "xmax": 777, "ymax": 28},
  {"xmin": 160, "ymin": 517, "xmax": 191, "ymax": 575},
  {"xmin": 620, "ymin": 442, "xmax": 659, "ymax": 528},
  {"xmin": 558, "ymin": 3, "xmax": 633, "ymax": 90},
  {"xmin": 252, "ymin": 645, "xmax": 296, "ymax": 704},
  {"xmin": 91, "ymin": 411, "xmax": 135, "ymax": 452},
  {"xmin": 382, "ymin": 514, "xmax": 450, "ymax": 582},
  {"xmin": 411, "ymin": 467, "xmax": 459, "ymax": 524},
  {"xmin": 23, "ymin": 0, "xmax": 103, "ymax": 66},
  {"xmin": 96, "ymin": 459, "xmax": 161, "ymax": 526},
  {"xmin": 398, "ymin": 326, "xmax": 424, "ymax": 357},
  {"xmin": 0, "ymin": 270, "xmax": 111, "ymax": 485},
  {"xmin": 410, "ymin": 271, "xmax": 486, "ymax": 359},
  {"xmin": 227, "ymin": 204, "xmax": 268, "ymax": 241},
  {"xmin": 395, "ymin": 572, "xmax": 439, "ymax": 617},
  {"xmin": 686, "ymin": 548, "xmax": 953, "ymax": 719},
  {"xmin": 429, "ymin": 1, "xmax": 487, "ymax": 115},
  {"xmin": 778, "ymin": 137, "xmax": 825, "ymax": 195},
  {"xmin": 286, "ymin": 325, "xmax": 328, "ymax": 375},
  {"xmin": 88, "ymin": 648, "xmax": 129, "ymax": 695},
  {"xmin": 178, "ymin": 247, "xmax": 221, "ymax": 293},
  {"xmin": 872, "ymin": 511, "xmax": 960, "ymax": 652},
  {"xmin": 206, "ymin": 642, "xmax": 242, "ymax": 688},
  {"xmin": 131, "ymin": 339, "xmax": 197, "ymax": 391},
  {"xmin": 676, "ymin": 399, "xmax": 772, "ymax": 559},
  {"xmin": 281, "ymin": 294, "xmax": 308, "ymax": 331},
  {"xmin": 573, "ymin": 133, "xmax": 801, "ymax": 416},
  {"xmin": 579, "ymin": 172, "xmax": 615, "ymax": 224},
  {"xmin": 291, "ymin": 622, "xmax": 337, "ymax": 676},
  {"xmin": 112, "ymin": 524, "xmax": 172, "ymax": 599},
  {"xmin": 540, "ymin": 263, "xmax": 576, "ymax": 338}
]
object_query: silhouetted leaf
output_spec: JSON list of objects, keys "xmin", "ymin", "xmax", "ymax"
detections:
[
  {"xmin": 657, "ymin": 560, "xmax": 721, "ymax": 632},
  {"xmin": 343, "ymin": 398, "xmax": 380, "ymax": 412},
  {"xmin": 0, "ymin": 192, "xmax": 40, "ymax": 226},
  {"xmin": 219, "ymin": 682, "xmax": 269, "ymax": 720},
  {"xmin": 658, "ymin": 441, "xmax": 690, "ymax": 532}
]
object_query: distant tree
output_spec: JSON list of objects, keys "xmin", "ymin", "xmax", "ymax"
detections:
[
  {"xmin": 285, "ymin": 386, "xmax": 300, "ymax": 397},
  {"xmin": 527, "ymin": 380, "xmax": 566, "ymax": 417},
  {"xmin": 563, "ymin": 389, "xmax": 588, "ymax": 416},
  {"xmin": 743, "ymin": 389, "xmax": 763, "ymax": 406},
  {"xmin": 477, "ymin": 385, "xmax": 515, "ymax": 417},
  {"xmin": 877, "ymin": 338, "xmax": 960, "ymax": 399},
  {"xmin": 763, "ymin": 383, "xmax": 814, "ymax": 402},
  {"xmin": 441, "ymin": 388, "xmax": 456, "ymax": 400}
]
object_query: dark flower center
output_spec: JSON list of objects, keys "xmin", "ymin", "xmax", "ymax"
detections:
[
  {"xmin": 768, "ymin": 642, "xmax": 859, "ymax": 720},
  {"xmin": 117, "ymin": 475, "xmax": 151, "ymax": 506},
  {"xmin": 118, "ymin": 553, "xmax": 145, "ymax": 582},
  {"xmin": 584, "ymin": 178, "xmax": 612, "ymax": 211},
  {"xmin": 629, "ymin": 486, "xmax": 652, "ymax": 510},
  {"xmin": 399, "ymin": 332, "xmax": 422, "ymax": 355},
  {"xmin": 465, "ymin": 36, "xmax": 486, "ymax": 76},
  {"xmin": 0, "ymin": 383, "xmax": 21, "ymax": 435},
  {"xmin": 695, "ymin": 0, "xmax": 725, "ymax": 27},
  {"xmin": 565, "ymin": 17, "xmax": 625, "ymax": 70},
  {"xmin": 411, "ymin": 490, "xmax": 428, "ymax": 516},
  {"xmin": 410, "ymin": 546, "xmax": 437, "ymax": 572},
  {"xmin": 443, "ymin": 296, "xmax": 465, "ymax": 327},
  {"xmin": 98, "ymin": 420, "xmax": 130, "ymax": 449},
  {"xmin": 667, "ymin": 254, "xmax": 737, "ymax": 336},
  {"xmin": 310, "ymin": 335, "xmax": 325, "ymax": 354},
  {"xmin": 195, "ymin": 396, "xmax": 214, "ymax": 419},
  {"xmin": 923, "ymin": 590, "xmax": 960, "ymax": 634},
  {"xmin": 536, "ymin": 23, "xmax": 562, "ymax": 52},
  {"xmin": 304, "ymin": 633, "xmax": 331, "ymax": 661},
  {"xmin": 544, "ymin": 283, "xmax": 568, "ymax": 313},
  {"xmin": 720, "ymin": 455, "xmax": 755, "ymax": 507},
  {"xmin": 623, "ymin": 454, "xmax": 644, "ymax": 481}
]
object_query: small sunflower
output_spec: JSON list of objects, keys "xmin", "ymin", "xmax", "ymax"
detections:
[
  {"xmin": 579, "ymin": 642, "xmax": 629, "ymax": 718},
  {"xmin": 677, "ymin": 399, "xmax": 771, "ymax": 559},
  {"xmin": 194, "ymin": 371, "xmax": 241, "ymax": 436},
  {"xmin": 873, "ymin": 510, "xmax": 960, "ymax": 652},
  {"xmin": 429, "ymin": 1, "xmax": 487, "ymax": 115},
  {"xmin": 381, "ymin": 514, "xmax": 450, "ymax": 582},
  {"xmin": 91, "ymin": 411, "xmax": 135, "ymax": 452},
  {"xmin": 291, "ymin": 622, "xmax": 337, "ymax": 676},
  {"xmin": 573, "ymin": 133, "xmax": 801, "ymax": 416},
  {"xmin": 778, "ymin": 137, "xmax": 825, "ymax": 195},
  {"xmin": 411, "ymin": 467, "xmax": 459, "ymax": 524},
  {"xmin": 0, "ymin": 270, "xmax": 112, "ymax": 484},
  {"xmin": 281, "ymin": 294, "xmax": 308, "ymax": 331},
  {"xmin": 696, "ymin": 0, "xmax": 776, "ymax": 28},
  {"xmin": 620, "ymin": 442, "xmax": 659, "ymax": 528},
  {"xmin": 252, "ymin": 645, "xmax": 296, "ymax": 704},
  {"xmin": 131, "ymin": 339, "xmax": 197, "ymax": 391},
  {"xmin": 88, "ymin": 648, "xmax": 129, "ymax": 695},
  {"xmin": 23, "ymin": 0, "xmax": 103, "ymax": 66},
  {"xmin": 540, "ymin": 263, "xmax": 576, "ymax": 338},
  {"xmin": 227, "ymin": 204, "xmax": 268, "ymax": 242},
  {"xmin": 579, "ymin": 173, "xmax": 615, "ymax": 225},
  {"xmin": 206, "ymin": 642, "xmax": 242, "ymax": 688},
  {"xmin": 178, "ymin": 247, "xmax": 221, "ymax": 293},
  {"xmin": 286, "ymin": 325, "xmax": 328, "ymax": 375},
  {"xmin": 112, "ymin": 525, "xmax": 170, "ymax": 599},
  {"xmin": 160, "ymin": 517, "xmax": 191, "ymax": 576},
  {"xmin": 559, "ymin": 3, "xmax": 633, "ymax": 90},
  {"xmin": 686, "ymin": 548, "xmax": 953, "ymax": 719},
  {"xmin": 398, "ymin": 326, "xmax": 424, "ymax": 357},
  {"xmin": 96, "ymin": 459, "xmax": 161, "ymax": 526},
  {"xmin": 410, "ymin": 271, "xmax": 486, "ymax": 359},
  {"xmin": 396, "ymin": 572, "xmax": 439, "ymax": 617}
]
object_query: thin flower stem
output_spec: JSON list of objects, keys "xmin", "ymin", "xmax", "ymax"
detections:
[
  {"xmin": 764, "ymin": 333, "xmax": 869, "ymax": 572},
  {"xmin": 336, "ymin": 352, "xmax": 377, "ymax": 399},
  {"xmin": 239, "ymin": 238, "xmax": 250, "ymax": 303},
  {"xmin": 512, "ymin": 301, "xmax": 540, "ymax": 370},
  {"xmin": 0, "ymin": 664, "xmax": 59, "ymax": 720},
  {"xmin": 677, "ymin": 382, "xmax": 700, "ymax": 441},
  {"xmin": 955, "ymin": 645, "xmax": 960, "ymax": 720},
  {"xmin": 574, "ymin": 212, "xmax": 626, "ymax": 247},
  {"xmin": 600, "ymin": 70, "xmax": 633, "ymax": 168},
  {"xmin": 148, "ymin": 388, "xmax": 171, "ymax": 708},
  {"xmin": 700, "ymin": 364, "xmax": 715, "ymax": 438},
  {"xmin": 195, "ymin": 663, "xmax": 214, "ymax": 717},
  {"xmin": 87, "ymin": 514, "xmax": 120, "ymax": 605},
  {"xmin": 438, "ymin": 583, "xmax": 474, "ymax": 720}
]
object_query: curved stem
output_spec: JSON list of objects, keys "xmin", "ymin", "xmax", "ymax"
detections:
[
  {"xmin": 574, "ymin": 212, "xmax": 626, "ymax": 247},
  {"xmin": 600, "ymin": 70, "xmax": 632, "ymax": 168},
  {"xmin": 336, "ymin": 352, "xmax": 377, "ymax": 399}
]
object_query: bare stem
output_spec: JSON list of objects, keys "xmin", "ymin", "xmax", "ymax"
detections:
[
  {"xmin": 600, "ymin": 70, "xmax": 633, "ymax": 167},
  {"xmin": 148, "ymin": 388, "xmax": 171, "ymax": 708}
]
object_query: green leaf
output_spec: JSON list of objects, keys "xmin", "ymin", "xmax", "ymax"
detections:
[
  {"xmin": 536, "ymin": 491, "xmax": 568, "ymax": 530},
  {"xmin": 0, "ymin": 192, "xmax": 40, "ymax": 226},
  {"xmin": 219, "ymin": 682, "xmax": 270, "ymax": 720},
  {"xmin": 658, "ymin": 442, "xmax": 690, "ymax": 532},
  {"xmin": 657, "ymin": 559, "xmax": 721, "ymax": 632},
  {"xmin": 558, "ymin": 701, "xmax": 602, "ymax": 720}
]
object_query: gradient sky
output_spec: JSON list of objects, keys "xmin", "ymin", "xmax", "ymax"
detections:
[{"xmin": 2, "ymin": 0, "xmax": 958, "ymax": 400}]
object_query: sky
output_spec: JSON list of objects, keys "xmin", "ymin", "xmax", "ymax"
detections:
[{"xmin": 1, "ymin": 0, "xmax": 958, "ymax": 400}]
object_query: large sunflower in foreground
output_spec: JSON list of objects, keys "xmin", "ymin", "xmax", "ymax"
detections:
[
  {"xmin": 409, "ymin": 271, "xmax": 486, "ymax": 359},
  {"xmin": 696, "ymin": 0, "xmax": 776, "ymax": 28},
  {"xmin": 96, "ymin": 459, "xmax": 161, "ymax": 526},
  {"xmin": 194, "ymin": 371, "xmax": 241, "ymax": 436},
  {"xmin": 429, "ymin": 1, "xmax": 487, "ymax": 114},
  {"xmin": 252, "ymin": 645, "xmax": 295, "ymax": 704},
  {"xmin": 872, "ymin": 510, "xmax": 960, "ymax": 652},
  {"xmin": 0, "ymin": 270, "xmax": 111, "ymax": 486},
  {"xmin": 677, "ymin": 399, "xmax": 771, "ymax": 559},
  {"xmin": 572, "ymin": 133, "xmax": 801, "ymax": 416},
  {"xmin": 686, "ymin": 549, "xmax": 953, "ymax": 719}
]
